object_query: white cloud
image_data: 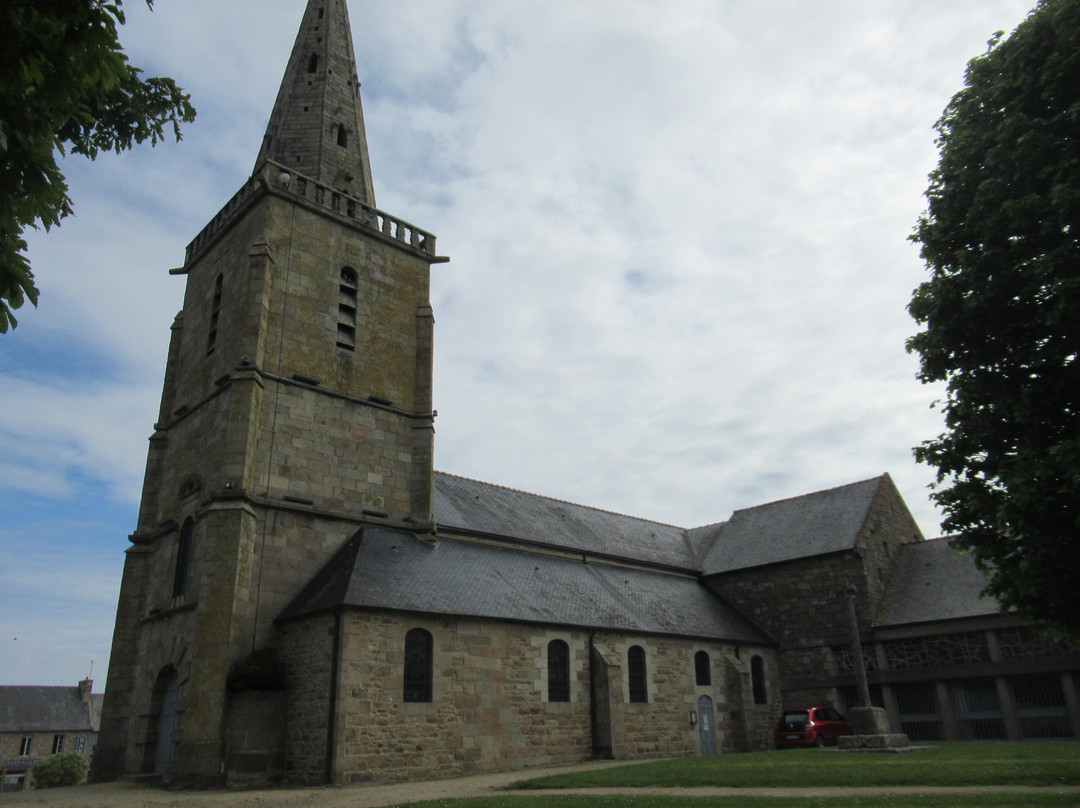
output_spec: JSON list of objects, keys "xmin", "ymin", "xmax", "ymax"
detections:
[{"xmin": 2, "ymin": 0, "xmax": 1037, "ymax": 685}]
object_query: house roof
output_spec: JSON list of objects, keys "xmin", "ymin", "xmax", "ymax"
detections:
[
  {"xmin": 279, "ymin": 527, "xmax": 774, "ymax": 644},
  {"xmin": 433, "ymin": 472, "xmax": 698, "ymax": 571},
  {"xmin": 874, "ymin": 538, "xmax": 1002, "ymax": 627},
  {"xmin": 697, "ymin": 476, "xmax": 886, "ymax": 575},
  {"xmin": 0, "ymin": 686, "xmax": 102, "ymax": 733}
]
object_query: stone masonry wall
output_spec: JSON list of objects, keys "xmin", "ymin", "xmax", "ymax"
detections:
[
  {"xmin": 251, "ymin": 381, "xmax": 419, "ymax": 520},
  {"xmin": 280, "ymin": 610, "xmax": 756, "ymax": 784},
  {"xmin": 709, "ymin": 476, "xmax": 925, "ymax": 714},
  {"xmin": 331, "ymin": 613, "xmax": 593, "ymax": 783},
  {"xmin": 279, "ymin": 613, "xmax": 336, "ymax": 784},
  {"xmin": 853, "ymin": 475, "xmax": 924, "ymax": 615},
  {"xmin": 707, "ymin": 553, "xmax": 864, "ymax": 712}
]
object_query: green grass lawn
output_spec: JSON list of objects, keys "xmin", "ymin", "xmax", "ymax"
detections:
[
  {"xmin": 385, "ymin": 743, "xmax": 1080, "ymax": 808},
  {"xmin": 512, "ymin": 742, "xmax": 1080, "ymax": 789},
  {"xmin": 390, "ymin": 798, "xmax": 1080, "ymax": 808}
]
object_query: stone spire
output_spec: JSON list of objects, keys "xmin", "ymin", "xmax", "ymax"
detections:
[{"xmin": 254, "ymin": 0, "xmax": 376, "ymax": 206}]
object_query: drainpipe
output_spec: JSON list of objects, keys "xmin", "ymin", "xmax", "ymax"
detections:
[
  {"xmin": 326, "ymin": 609, "xmax": 343, "ymax": 784},
  {"xmin": 588, "ymin": 631, "xmax": 597, "ymax": 757}
]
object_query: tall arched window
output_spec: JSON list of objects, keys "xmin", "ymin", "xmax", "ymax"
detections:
[
  {"xmin": 337, "ymin": 267, "xmax": 358, "ymax": 351},
  {"xmin": 172, "ymin": 518, "xmax": 193, "ymax": 598},
  {"xmin": 547, "ymin": 639, "xmax": 570, "ymax": 702},
  {"xmin": 403, "ymin": 628, "xmax": 432, "ymax": 703},
  {"xmin": 628, "ymin": 645, "xmax": 647, "ymax": 703},
  {"xmin": 751, "ymin": 654, "xmax": 768, "ymax": 705},
  {"xmin": 695, "ymin": 650, "xmax": 711, "ymax": 686},
  {"xmin": 336, "ymin": 124, "xmax": 349, "ymax": 148}
]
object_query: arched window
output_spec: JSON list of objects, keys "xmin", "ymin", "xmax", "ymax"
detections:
[
  {"xmin": 751, "ymin": 654, "xmax": 768, "ymax": 705},
  {"xmin": 695, "ymin": 650, "xmax": 711, "ymax": 687},
  {"xmin": 547, "ymin": 639, "xmax": 570, "ymax": 702},
  {"xmin": 628, "ymin": 645, "xmax": 647, "ymax": 703},
  {"xmin": 206, "ymin": 274, "xmax": 222, "ymax": 355},
  {"xmin": 336, "ymin": 124, "xmax": 349, "ymax": 148},
  {"xmin": 337, "ymin": 267, "xmax": 358, "ymax": 351},
  {"xmin": 172, "ymin": 518, "xmax": 193, "ymax": 598},
  {"xmin": 403, "ymin": 628, "xmax": 432, "ymax": 703}
]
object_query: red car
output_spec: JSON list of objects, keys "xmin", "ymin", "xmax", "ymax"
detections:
[{"xmin": 775, "ymin": 706, "xmax": 852, "ymax": 748}]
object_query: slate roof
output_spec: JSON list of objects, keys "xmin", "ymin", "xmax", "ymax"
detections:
[
  {"xmin": 434, "ymin": 472, "xmax": 698, "ymax": 570},
  {"xmin": 432, "ymin": 470, "xmax": 699, "ymax": 570},
  {"xmin": 875, "ymin": 538, "xmax": 1002, "ymax": 627},
  {"xmin": 279, "ymin": 527, "xmax": 774, "ymax": 644},
  {"xmin": 0, "ymin": 686, "xmax": 102, "ymax": 733},
  {"xmin": 697, "ymin": 476, "xmax": 886, "ymax": 575}
]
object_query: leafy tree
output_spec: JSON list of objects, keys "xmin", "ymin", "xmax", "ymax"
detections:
[
  {"xmin": 0, "ymin": 0, "xmax": 195, "ymax": 333},
  {"xmin": 908, "ymin": 0, "xmax": 1080, "ymax": 636},
  {"xmin": 31, "ymin": 752, "xmax": 90, "ymax": 788}
]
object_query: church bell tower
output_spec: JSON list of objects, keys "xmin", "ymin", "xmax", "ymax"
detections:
[{"xmin": 93, "ymin": 0, "xmax": 446, "ymax": 785}]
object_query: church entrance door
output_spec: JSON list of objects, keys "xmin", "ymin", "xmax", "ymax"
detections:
[
  {"xmin": 698, "ymin": 695, "xmax": 717, "ymax": 755},
  {"xmin": 154, "ymin": 670, "xmax": 179, "ymax": 774}
]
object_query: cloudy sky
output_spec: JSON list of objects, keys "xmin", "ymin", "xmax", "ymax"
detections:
[{"xmin": 0, "ymin": 0, "xmax": 1035, "ymax": 687}]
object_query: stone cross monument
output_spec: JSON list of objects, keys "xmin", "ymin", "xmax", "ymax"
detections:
[{"xmin": 838, "ymin": 585, "xmax": 910, "ymax": 751}]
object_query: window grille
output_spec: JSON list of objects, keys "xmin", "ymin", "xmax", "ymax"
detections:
[
  {"xmin": 883, "ymin": 632, "xmax": 990, "ymax": 671},
  {"xmin": 997, "ymin": 627, "xmax": 1080, "ymax": 660},
  {"xmin": 950, "ymin": 679, "xmax": 1006, "ymax": 740},
  {"xmin": 1011, "ymin": 675, "xmax": 1073, "ymax": 739},
  {"xmin": 893, "ymin": 682, "xmax": 943, "ymax": 741}
]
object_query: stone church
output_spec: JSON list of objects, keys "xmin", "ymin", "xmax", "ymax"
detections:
[{"xmin": 93, "ymin": 0, "xmax": 1080, "ymax": 788}]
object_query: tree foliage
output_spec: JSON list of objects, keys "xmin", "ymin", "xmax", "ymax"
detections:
[
  {"xmin": 31, "ymin": 752, "xmax": 90, "ymax": 788},
  {"xmin": 908, "ymin": 0, "xmax": 1080, "ymax": 636},
  {"xmin": 0, "ymin": 0, "xmax": 195, "ymax": 333}
]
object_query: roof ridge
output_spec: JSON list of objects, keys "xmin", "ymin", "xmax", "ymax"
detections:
[
  {"xmin": 434, "ymin": 470, "xmax": 686, "ymax": 530},
  {"xmin": 729, "ymin": 473, "xmax": 886, "ymax": 516}
]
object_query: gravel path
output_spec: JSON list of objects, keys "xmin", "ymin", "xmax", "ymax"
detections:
[{"xmin": 4, "ymin": 761, "xmax": 1080, "ymax": 808}]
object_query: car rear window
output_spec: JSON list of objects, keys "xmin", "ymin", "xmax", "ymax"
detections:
[{"xmin": 780, "ymin": 711, "xmax": 809, "ymax": 728}]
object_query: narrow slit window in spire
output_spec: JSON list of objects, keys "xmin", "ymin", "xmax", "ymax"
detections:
[{"xmin": 207, "ymin": 273, "xmax": 223, "ymax": 355}]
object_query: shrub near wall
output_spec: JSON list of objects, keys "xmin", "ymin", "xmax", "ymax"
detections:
[{"xmin": 30, "ymin": 752, "xmax": 89, "ymax": 788}]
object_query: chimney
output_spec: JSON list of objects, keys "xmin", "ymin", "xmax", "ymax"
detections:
[{"xmin": 79, "ymin": 679, "xmax": 97, "ymax": 730}]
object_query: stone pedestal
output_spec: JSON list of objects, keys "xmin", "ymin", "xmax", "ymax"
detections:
[{"xmin": 839, "ymin": 707, "xmax": 910, "ymax": 752}]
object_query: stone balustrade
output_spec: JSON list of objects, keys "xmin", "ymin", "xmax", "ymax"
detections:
[{"xmin": 185, "ymin": 161, "xmax": 438, "ymax": 265}]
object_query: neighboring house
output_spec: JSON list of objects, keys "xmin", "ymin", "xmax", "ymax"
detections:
[
  {"xmin": 0, "ymin": 680, "xmax": 102, "ymax": 791},
  {"xmin": 90, "ymin": 0, "xmax": 1080, "ymax": 790}
]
